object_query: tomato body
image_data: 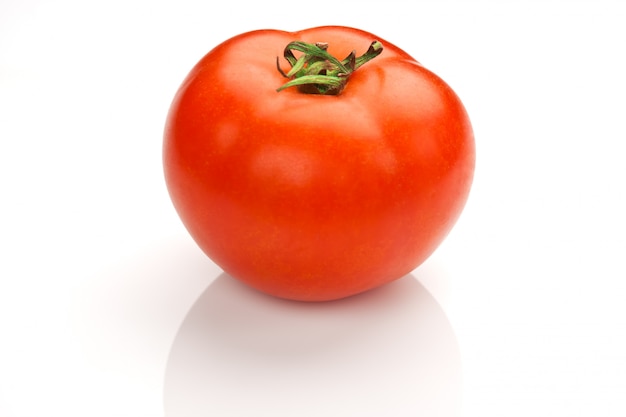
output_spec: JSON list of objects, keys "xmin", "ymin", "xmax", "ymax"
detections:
[{"xmin": 163, "ymin": 26, "xmax": 475, "ymax": 301}]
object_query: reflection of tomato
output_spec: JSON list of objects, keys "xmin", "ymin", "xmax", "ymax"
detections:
[{"xmin": 163, "ymin": 26, "xmax": 475, "ymax": 301}]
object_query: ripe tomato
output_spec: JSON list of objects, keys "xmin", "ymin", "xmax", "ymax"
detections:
[{"xmin": 163, "ymin": 26, "xmax": 475, "ymax": 301}]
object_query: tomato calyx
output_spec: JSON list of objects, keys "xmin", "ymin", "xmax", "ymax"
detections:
[{"xmin": 276, "ymin": 40, "xmax": 383, "ymax": 95}]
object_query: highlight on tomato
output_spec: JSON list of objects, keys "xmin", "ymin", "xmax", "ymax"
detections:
[{"xmin": 163, "ymin": 26, "xmax": 475, "ymax": 301}]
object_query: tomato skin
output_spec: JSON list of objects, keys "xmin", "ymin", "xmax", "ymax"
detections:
[{"xmin": 163, "ymin": 26, "xmax": 475, "ymax": 301}]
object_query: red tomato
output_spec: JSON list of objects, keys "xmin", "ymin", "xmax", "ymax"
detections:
[{"xmin": 163, "ymin": 26, "xmax": 475, "ymax": 301}]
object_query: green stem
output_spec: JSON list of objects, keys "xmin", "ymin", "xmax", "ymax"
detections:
[{"xmin": 276, "ymin": 40, "xmax": 383, "ymax": 95}]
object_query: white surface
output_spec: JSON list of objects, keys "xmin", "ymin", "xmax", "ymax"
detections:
[{"xmin": 1, "ymin": 1, "xmax": 625, "ymax": 416}]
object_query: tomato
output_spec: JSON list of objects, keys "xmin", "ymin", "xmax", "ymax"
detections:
[{"xmin": 163, "ymin": 26, "xmax": 475, "ymax": 302}]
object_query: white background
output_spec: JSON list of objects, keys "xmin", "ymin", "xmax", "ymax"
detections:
[{"xmin": 1, "ymin": 0, "xmax": 625, "ymax": 416}]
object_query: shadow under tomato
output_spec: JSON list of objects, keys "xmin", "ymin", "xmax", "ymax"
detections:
[{"xmin": 163, "ymin": 271, "xmax": 462, "ymax": 417}]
